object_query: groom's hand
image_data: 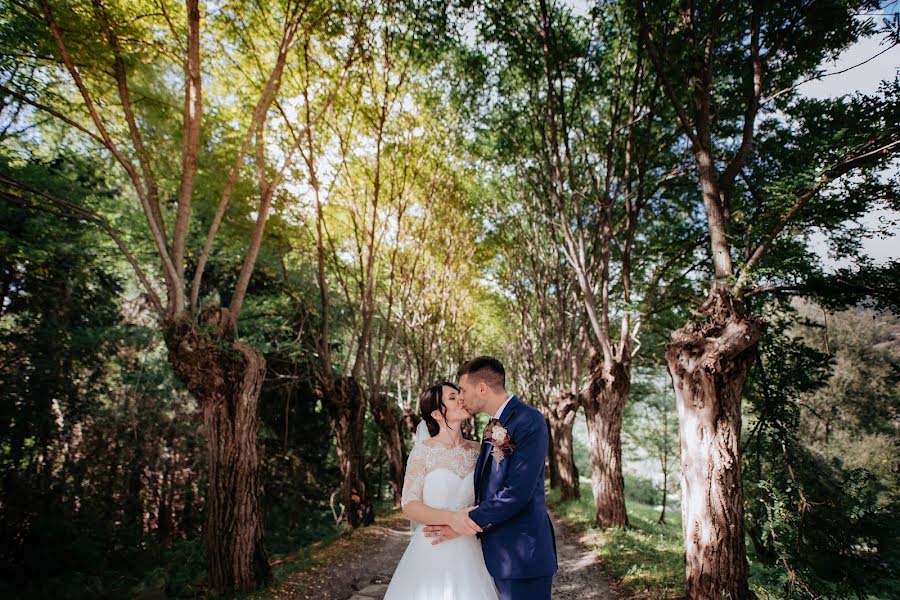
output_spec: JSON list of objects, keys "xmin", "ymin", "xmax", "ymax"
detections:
[
  {"xmin": 447, "ymin": 506, "xmax": 482, "ymax": 536},
  {"xmin": 422, "ymin": 524, "xmax": 459, "ymax": 545}
]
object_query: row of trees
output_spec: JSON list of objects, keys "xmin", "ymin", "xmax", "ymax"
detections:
[
  {"xmin": 1, "ymin": 0, "xmax": 897, "ymax": 598},
  {"xmin": 477, "ymin": 1, "xmax": 898, "ymax": 598},
  {"xmin": 1, "ymin": 0, "xmax": 485, "ymax": 594}
]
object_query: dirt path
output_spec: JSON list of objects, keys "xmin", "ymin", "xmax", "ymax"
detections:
[
  {"xmin": 291, "ymin": 513, "xmax": 620, "ymax": 600},
  {"xmin": 549, "ymin": 515, "xmax": 619, "ymax": 600},
  {"xmin": 285, "ymin": 518, "xmax": 412, "ymax": 600}
]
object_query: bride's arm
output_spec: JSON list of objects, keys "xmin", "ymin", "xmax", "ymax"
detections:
[
  {"xmin": 403, "ymin": 502, "xmax": 481, "ymax": 535},
  {"xmin": 401, "ymin": 501, "xmax": 450, "ymax": 525},
  {"xmin": 400, "ymin": 446, "xmax": 482, "ymax": 535}
]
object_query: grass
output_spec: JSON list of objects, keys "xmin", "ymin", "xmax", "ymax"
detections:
[
  {"xmin": 549, "ymin": 481, "xmax": 686, "ymax": 600},
  {"xmin": 238, "ymin": 507, "xmax": 407, "ymax": 600}
]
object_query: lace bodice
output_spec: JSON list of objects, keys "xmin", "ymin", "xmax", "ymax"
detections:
[{"xmin": 401, "ymin": 442, "xmax": 480, "ymax": 510}]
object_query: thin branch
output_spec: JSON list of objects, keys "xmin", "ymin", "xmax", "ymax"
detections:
[
  {"xmin": 39, "ymin": 0, "xmax": 180, "ymax": 298},
  {"xmin": 0, "ymin": 84, "xmax": 105, "ymax": 145},
  {"xmin": 0, "ymin": 175, "xmax": 164, "ymax": 314},
  {"xmin": 735, "ymin": 134, "xmax": 900, "ymax": 292}
]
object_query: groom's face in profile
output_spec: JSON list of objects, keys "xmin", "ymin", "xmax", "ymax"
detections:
[{"xmin": 458, "ymin": 374, "xmax": 486, "ymax": 415}]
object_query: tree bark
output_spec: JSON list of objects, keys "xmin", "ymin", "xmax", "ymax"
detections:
[
  {"xmin": 370, "ymin": 393, "xmax": 407, "ymax": 508},
  {"xmin": 324, "ymin": 377, "xmax": 374, "ymax": 529},
  {"xmin": 666, "ymin": 289, "xmax": 763, "ymax": 600},
  {"xmin": 163, "ymin": 307, "xmax": 270, "ymax": 595},
  {"xmin": 544, "ymin": 392, "xmax": 580, "ymax": 501},
  {"xmin": 401, "ymin": 409, "xmax": 421, "ymax": 443},
  {"xmin": 584, "ymin": 358, "xmax": 629, "ymax": 528}
]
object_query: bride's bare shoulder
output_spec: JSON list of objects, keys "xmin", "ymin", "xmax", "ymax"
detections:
[{"xmin": 465, "ymin": 439, "xmax": 481, "ymax": 451}]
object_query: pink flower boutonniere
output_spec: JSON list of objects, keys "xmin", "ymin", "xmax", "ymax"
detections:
[{"xmin": 485, "ymin": 422, "xmax": 515, "ymax": 468}]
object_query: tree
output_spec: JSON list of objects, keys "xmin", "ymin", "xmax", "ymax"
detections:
[
  {"xmin": 634, "ymin": 0, "xmax": 899, "ymax": 596},
  {"xmin": 491, "ymin": 176, "xmax": 587, "ymax": 501},
  {"xmin": 292, "ymin": 0, "xmax": 480, "ymax": 514},
  {"xmin": 0, "ymin": 0, "xmax": 359, "ymax": 592},
  {"xmin": 470, "ymin": 0, "xmax": 690, "ymax": 526},
  {"xmin": 622, "ymin": 369, "xmax": 680, "ymax": 524}
]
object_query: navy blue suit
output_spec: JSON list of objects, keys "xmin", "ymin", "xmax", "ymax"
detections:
[{"xmin": 470, "ymin": 396, "xmax": 557, "ymax": 599}]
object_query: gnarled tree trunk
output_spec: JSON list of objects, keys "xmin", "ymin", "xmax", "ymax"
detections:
[
  {"xmin": 666, "ymin": 289, "xmax": 763, "ymax": 600},
  {"xmin": 164, "ymin": 307, "xmax": 270, "ymax": 594},
  {"xmin": 584, "ymin": 357, "xmax": 630, "ymax": 528},
  {"xmin": 325, "ymin": 376, "xmax": 373, "ymax": 529},
  {"xmin": 545, "ymin": 392, "xmax": 580, "ymax": 501},
  {"xmin": 370, "ymin": 393, "xmax": 407, "ymax": 508}
]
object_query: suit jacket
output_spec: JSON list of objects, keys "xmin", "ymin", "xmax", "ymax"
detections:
[{"xmin": 469, "ymin": 395, "xmax": 558, "ymax": 580}]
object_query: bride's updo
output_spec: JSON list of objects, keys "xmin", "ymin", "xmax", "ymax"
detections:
[{"xmin": 419, "ymin": 381, "xmax": 460, "ymax": 437}]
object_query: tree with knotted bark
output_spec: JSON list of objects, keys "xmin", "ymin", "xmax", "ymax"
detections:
[
  {"xmin": 0, "ymin": 0, "xmax": 359, "ymax": 592},
  {"xmin": 634, "ymin": 0, "xmax": 899, "ymax": 597}
]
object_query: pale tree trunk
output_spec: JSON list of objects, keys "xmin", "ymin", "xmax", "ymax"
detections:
[
  {"xmin": 325, "ymin": 377, "xmax": 374, "ymax": 529},
  {"xmin": 164, "ymin": 308, "xmax": 270, "ymax": 594},
  {"xmin": 584, "ymin": 358, "xmax": 629, "ymax": 528},
  {"xmin": 370, "ymin": 393, "xmax": 407, "ymax": 507},
  {"xmin": 545, "ymin": 415, "xmax": 559, "ymax": 489},
  {"xmin": 544, "ymin": 392, "xmax": 579, "ymax": 501},
  {"xmin": 658, "ymin": 471, "xmax": 667, "ymax": 525},
  {"xmin": 666, "ymin": 289, "xmax": 762, "ymax": 600}
]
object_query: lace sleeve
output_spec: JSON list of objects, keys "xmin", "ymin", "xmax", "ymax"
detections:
[{"xmin": 401, "ymin": 444, "xmax": 428, "ymax": 506}]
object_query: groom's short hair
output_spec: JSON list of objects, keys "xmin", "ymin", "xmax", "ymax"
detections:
[{"xmin": 457, "ymin": 355, "xmax": 505, "ymax": 390}]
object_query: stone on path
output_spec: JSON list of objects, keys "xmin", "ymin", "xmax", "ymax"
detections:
[{"xmin": 348, "ymin": 578, "xmax": 391, "ymax": 600}]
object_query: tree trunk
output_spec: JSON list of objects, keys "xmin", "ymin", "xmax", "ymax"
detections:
[
  {"xmin": 666, "ymin": 289, "xmax": 763, "ymax": 600},
  {"xmin": 658, "ymin": 466, "xmax": 667, "ymax": 525},
  {"xmin": 164, "ymin": 307, "xmax": 270, "ymax": 595},
  {"xmin": 545, "ymin": 393, "xmax": 580, "ymax": 501},
  {"xmin": 584, "ymin": 358, "xmax": 629, "ymax": 528},
  {"xmin": 545, "ymin": 414, "xmax": 560, "ymax": 489},
  {"xmin": 325, "ymin": 376, "xmax": 374, "ymax": 529},
  {"xmin": 370, "ymin": 393, "xmax": 407, "ymax": 508},
  {"xmin": 401, "ymin": 409, "xmax": 421, "ymax": 444}
]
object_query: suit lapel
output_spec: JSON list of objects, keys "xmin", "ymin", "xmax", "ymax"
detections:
[
  {"xmin": 500, "ymin": 395, "xmax": 521, "ymax": 427},
  {"xmin": 475, "ymin": 396, "xmax": 522, "ymax": 491},
  {"xmin": 474, "ymin": 435, "xmax": 490, "ymax": 492}
]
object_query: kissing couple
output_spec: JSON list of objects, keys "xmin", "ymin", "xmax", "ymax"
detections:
[{"xmin": 383, "ymin": 356, "xmax": 558, "ymax": 600}]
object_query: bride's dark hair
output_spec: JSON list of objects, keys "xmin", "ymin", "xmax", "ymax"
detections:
[{"xmin": 419, "ymin": 381, "xmax": 460, "ymax": 437}]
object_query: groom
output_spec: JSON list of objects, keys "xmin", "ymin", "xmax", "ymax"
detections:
[{"xmin": 424, "ymin": 356, "xmax": 557, "ymax": 599}]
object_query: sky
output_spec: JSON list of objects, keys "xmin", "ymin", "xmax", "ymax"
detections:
[{"xmin": 800, "ymin": 10, "xmax": 899, "ymax": 269}]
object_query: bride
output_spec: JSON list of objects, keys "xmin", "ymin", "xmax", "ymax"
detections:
[{"xmin": 383, "ymin": 381, "xmax": 500, "ymax": 600}]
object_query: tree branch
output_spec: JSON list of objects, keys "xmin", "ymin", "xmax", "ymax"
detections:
[{"xmin": 0, "ymin": 174, "xmax": 164, "ymax": 315}]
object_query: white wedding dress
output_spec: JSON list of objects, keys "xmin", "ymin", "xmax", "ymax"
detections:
[{"xmin": 383, "ymin": 441, "xmax": 500, "ymax": 600}]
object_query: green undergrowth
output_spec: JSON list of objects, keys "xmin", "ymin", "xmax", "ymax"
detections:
[{"xmin": 548, "ymin": 482, "xmax": 686, "ymax": 600}]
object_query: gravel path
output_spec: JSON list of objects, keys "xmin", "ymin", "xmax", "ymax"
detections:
[{"xmin": 314, "ymin": 514, "xmax": 620, "ymax": 600}]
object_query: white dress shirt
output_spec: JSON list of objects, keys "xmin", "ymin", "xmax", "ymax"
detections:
[{"xmin": 493, "ymin": 394, "xmax": 514, "ymax": 421}]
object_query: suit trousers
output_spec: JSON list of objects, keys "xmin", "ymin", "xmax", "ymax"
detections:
[{"xmin": 493, "ymin": 575, "xmax": 553, "ymax": 600}]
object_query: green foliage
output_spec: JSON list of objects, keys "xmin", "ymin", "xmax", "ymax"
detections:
[
  {"xmin": 743, "ymin": 300, "xmax": 899, "ymax": 599},
  {"xmin": 550, "ymin": 485, "xmax": 685, "ymax": 599}
]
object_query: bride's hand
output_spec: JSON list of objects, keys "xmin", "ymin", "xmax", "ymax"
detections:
[
  {"xmin": 447, "ymin": 506, "xmax": 482, "ymax": 536},
  {"xmin": 423, "ymin": 524, "xmax": 460, "ymax": 545}
]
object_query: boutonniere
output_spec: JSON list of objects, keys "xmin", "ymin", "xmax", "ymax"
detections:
[{"xmin": 486, "ymin": 423, "xmax": 515, "ymax": 467}]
